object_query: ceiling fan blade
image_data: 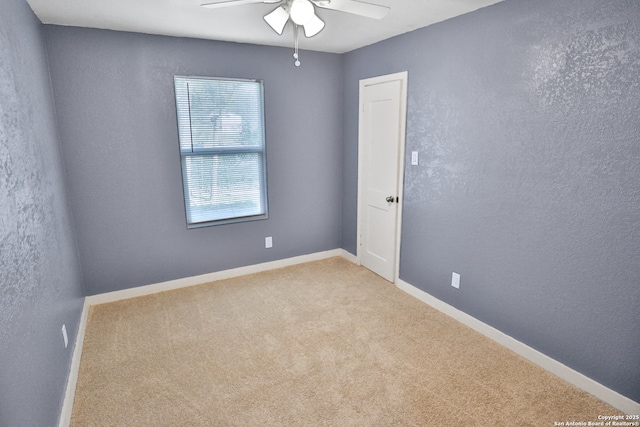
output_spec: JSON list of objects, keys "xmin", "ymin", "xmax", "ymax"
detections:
[
  {"xmin": 312, "ymin": 0, "xmax": 389, "ymax": 19},
  {"xmin": 303, "ymin": 14, "xmax": 325, "ymax": 37},
  {"xmin": 264, "ymin": 6, "xmax": 290, "ymax": 35},
  {"xmin": 201, "ymin": 0, "xmax": 280, "ymax": 9}
]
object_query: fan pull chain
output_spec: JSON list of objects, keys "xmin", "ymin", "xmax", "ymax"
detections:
[{"xmin": 293, "ymin": 24, "xmax": 301, "ymax": 67}]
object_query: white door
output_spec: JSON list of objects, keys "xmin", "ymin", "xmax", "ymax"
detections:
[{"xmin": 358, "ymin": 72, "xmax": 408, "ymax": 282}]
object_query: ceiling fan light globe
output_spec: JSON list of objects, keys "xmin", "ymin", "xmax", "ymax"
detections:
[
  {"xmin": 264, "ymin": 5, "xmax": 289, "ymax": 35},
  {"xmin": 303, "ymin": 14, "xmax": 325, "ymax": 37},
  {"xmin": 290, "ymin": 0, "xmax": 315, "ymax": 25}
]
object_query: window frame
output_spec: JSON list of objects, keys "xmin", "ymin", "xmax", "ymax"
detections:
[{"xmin": 173, "ymin": 75, "xmax": 269, "ymax": 229}]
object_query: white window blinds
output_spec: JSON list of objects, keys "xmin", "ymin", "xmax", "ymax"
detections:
[{"xmin": 174, "ymin": 76, "xmax": 268, "ymax": 228}]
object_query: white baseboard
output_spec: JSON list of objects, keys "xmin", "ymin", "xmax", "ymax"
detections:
[
  {"xmin": 87, "ymin": 249, "xmax": 347, "ymax": 306},
  {"xmin": 340, "ymin": 249, "xmax": 358, "ymax": 264},
  {"xmin": 58, "ymin": 298, "xmax": 90, "ymax": 427},
  {"xmin": 396, "ymin": 278, "xmax": 640, "ymax": 415}
]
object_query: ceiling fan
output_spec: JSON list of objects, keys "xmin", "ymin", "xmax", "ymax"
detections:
[{"xmin": 201, "ymin": 0, "xmax": 390, "ymax": 38}]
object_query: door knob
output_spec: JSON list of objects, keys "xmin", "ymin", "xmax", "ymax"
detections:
[{"xmin": 386, "ymin": 196, "xmax": 395, "ymax": 203}]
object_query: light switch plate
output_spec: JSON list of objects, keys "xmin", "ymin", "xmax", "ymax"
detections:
[{"xmin": 411, "ymin": 151, "xmax": 419, "ymax": 166}]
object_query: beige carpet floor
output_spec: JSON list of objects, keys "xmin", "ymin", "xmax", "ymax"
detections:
[{"xmin": 70, "ymin": 257, "xmax": 621, "ymax": 426}]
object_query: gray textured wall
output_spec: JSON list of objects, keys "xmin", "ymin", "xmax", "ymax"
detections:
[
  {"xmin": 0, "ymin": 0, "xmax": 85, "ymax": 425},
  {"xmin": 343, "ymin": 0, "xmax": 640, "ymax": 402},
  {"xmin": 45, "ymin": 26, "xmax": 343, "ymax": 295}
]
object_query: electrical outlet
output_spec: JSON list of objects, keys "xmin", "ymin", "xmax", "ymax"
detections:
[
  {"xmin": 451, "ymin": 272, "xmax": 460, "ymax": 289},
  {"xmin": 265, "ymin": 236, "xmax": 273, "ymax": 249},
  {"xmin": 61, "ymin": 324, "xmax": 68, "ymax": 348}
]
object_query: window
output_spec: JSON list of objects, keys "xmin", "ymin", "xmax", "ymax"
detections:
[{"xmin": 174, "ymin": 76, "xmax": 268, "ymax": 228}]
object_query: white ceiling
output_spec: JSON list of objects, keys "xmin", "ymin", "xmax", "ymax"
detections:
[{"xmin": 26, "ymin": 0, "xmax": 503, "ymax": 54}]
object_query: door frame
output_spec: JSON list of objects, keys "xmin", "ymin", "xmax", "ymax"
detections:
[{"xmin": 356, "ymin": 71, "xmax": 408, "ymax": 283}]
